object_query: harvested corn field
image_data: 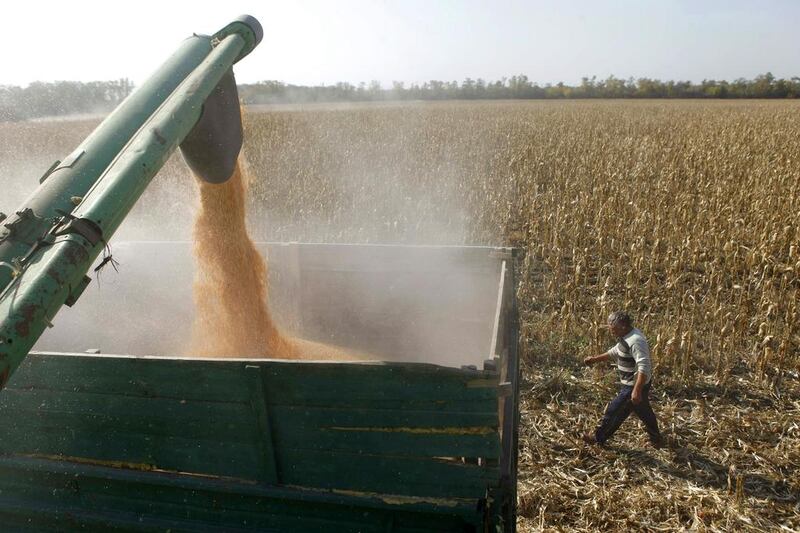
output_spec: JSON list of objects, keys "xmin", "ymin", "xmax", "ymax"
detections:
[
  {"xmin": 1, "ymin": 99, "xmax": 798, "ymax": 530},
  {"xmin": 243, "ymin": 100, "xmax": 800, "ymax": 531}
]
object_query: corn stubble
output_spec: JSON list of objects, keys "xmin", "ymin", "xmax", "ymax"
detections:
[{"xmin": 238, "ymin": 100, "xmax": 799, "ymax": 531}]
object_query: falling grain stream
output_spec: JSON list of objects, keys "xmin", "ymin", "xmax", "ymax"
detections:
[{"xmin": 189, "ymin": 161, "xmax": 365, "ymax": 361}]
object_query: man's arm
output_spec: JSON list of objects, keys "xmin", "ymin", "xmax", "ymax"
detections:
[
  {"xmin": 583, "ymin": 352, "xmax": 610, "ymax": 365},
  {"xmin": 630, "ymin": 342, "xmax": 652, "ymax": 404},
  {"xmin": 631, "ymin": 371, "xmax": 647, "ymax": 404}
]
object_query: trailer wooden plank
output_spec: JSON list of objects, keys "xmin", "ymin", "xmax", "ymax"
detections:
[
  {"xmin": 1, "ymin": 392, "xmax": 500, "ymax": 467},
  {"xmin": 0, "ymin": 391, "xmax": 255, "ymax": 443},
  {"xmin": 0, "ymin": 424, "xmax": 262, "ymax": 480},
  {"xmin": 0, "ymin": 456, "xmax": 482, "ymax": 532},
  {"xmin": 0, "ymin": 455, "xmax": 481, "ymax": 518},
  {"xmin": 270, "ymin": 405, "xmax": 498, "ymax": 428},
  {"xmin": 247, "ymin": 365, "xmax": 280, "ymax": 484},
  {"xmin": 9, "ymin": 353, "xmax": 253, "ymax": 402},
  {"xmin": 270, "ymin": 406, "xmax": 500, "ymax": 459},
  {"xmin": 278, "ymin": 449, "xmax": 499, "ymax": 499},
  {"xmin": 274, "ymin": 429, "xmax": 500, "ymax": 461},
  {"xmin": 13, "ymin": 354, "xmax": 500, "ymax": 405},
  {"xmin": 260, "ymin": 361, "xmax": 500, "ymax": 404}
]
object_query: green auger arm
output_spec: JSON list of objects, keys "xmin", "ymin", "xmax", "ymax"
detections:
[{"xmin": 0, "ymin": 16, "xmax": 263, "ymax": 389}]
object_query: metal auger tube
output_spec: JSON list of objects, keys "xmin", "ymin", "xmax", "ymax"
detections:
[{"xmin": 0, "ymin": 16, "xmax": 263, "ymax": 390}]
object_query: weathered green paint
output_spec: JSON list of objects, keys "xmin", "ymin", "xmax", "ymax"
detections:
[
  {"xmin": 247, "ymin": 365, "xmax": 281, "ymax": 484},
  {"xmin": 0, "ymin": 241, "xmax": 520, "ymax": 529},
  {"xmin": 7, "ymin": 352, "xmax": 499, "ymax": 406},
  {"xmin": 0, "ymin": 36, "xmax": 211, "ymax": 277},
  {"xmin": 0, "ymin": 352, "xmax": 502, "ymax": 530},
  {"xmin": 0, "ymin": 458, "xmax": 479, "ymax": 532},
  {"xmin": 497, "ymin": 256, "xmax": 521, "ymax": 533},
  {"xmin": 0, "ymin": 17, "xmax": 261, "ymax": 390}
]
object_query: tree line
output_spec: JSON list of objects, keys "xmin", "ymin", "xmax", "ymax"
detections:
[
  {"xmin": 0, "ymin": 79, "xmax": 133, "ymax": 122},
  {"xmin": 239, "ymin": 73, "xmax": 800, "ymax": 104},
  {"xmin": 2, "ymin": 73, "xmax": 798, "ymax": 121}
]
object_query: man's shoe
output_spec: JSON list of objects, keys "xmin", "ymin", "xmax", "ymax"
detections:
[
  {"xmin": 582, "ymin": 433, "xmax": 597, "ymax": 446},
  {"xmin": 649, "ymin": 437, "xmax": 665, "ymax": 449}
]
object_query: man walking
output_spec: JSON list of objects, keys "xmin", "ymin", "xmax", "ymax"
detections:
[{"xmin": 583, "ymin": 311, "xmax": 664, "ymax": 448}]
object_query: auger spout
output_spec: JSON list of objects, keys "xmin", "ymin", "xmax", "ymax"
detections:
[{"xmin": 0, "ymin": 16, "xmax": 263, "ymax": 389}]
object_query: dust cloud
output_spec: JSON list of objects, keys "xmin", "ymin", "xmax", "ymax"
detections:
[{"xmin": 13, "ymin": 107, "xmax": 502, "ymax": 368}]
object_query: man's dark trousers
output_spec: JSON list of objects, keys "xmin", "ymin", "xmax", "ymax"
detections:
[{"xmin": 595, "ymin": 382, "xmax": 661, "ymax": 444}]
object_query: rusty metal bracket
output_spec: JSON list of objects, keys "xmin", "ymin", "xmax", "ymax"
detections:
[
  {"xmin": 52, "ymin": 211, "xmax": 104, "ymax": 247},
  {"xmin": 65, "ymin": 275, "xmax": 92, "ymax": 307}
]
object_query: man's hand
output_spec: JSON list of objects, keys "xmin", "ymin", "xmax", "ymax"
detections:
[
  {"xmin": 631, "ymin": 372, "xmax": 648, "ymax": 405},
  {"xmin": 631, "ymin": 387, "xmax": 642, "ymax": 405},
  {"xmin": 584, "ymin": 353, "xmax": 609, "ymax": 366}
]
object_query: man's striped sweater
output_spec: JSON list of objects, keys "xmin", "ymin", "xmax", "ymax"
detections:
[{"xmin": 606, "ymin": 328, "xmax": 653, "ymax": 386}]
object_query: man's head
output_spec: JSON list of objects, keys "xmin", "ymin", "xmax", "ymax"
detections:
[{"xmin": 607, "ymin": 310, "xmax": 633, "ymax": 337}]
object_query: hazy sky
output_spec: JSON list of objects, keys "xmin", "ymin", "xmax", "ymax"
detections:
[{"xmin": 3, "ymin": 0, "xmax": 798, "ymax": 87}]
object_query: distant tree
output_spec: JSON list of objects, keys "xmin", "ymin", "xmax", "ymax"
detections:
[
  {"xmin": 0, "ymin": 79, "xmax": 133, "ymax": 121},
  {"xmin": 390, "ymin": 81, "xmax": 406, "ymax": 100}
]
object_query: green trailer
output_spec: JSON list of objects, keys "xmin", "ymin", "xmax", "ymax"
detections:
[
  {"xmin": 3, "ymin": 243, "xmax": 520, "ymax": 532},
  {"xmin": 0, "ymin": 17, "xmax": 520, "ymax": 532}
]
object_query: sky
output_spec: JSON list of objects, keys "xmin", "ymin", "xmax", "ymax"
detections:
[{"xmin": 3, "ymin": 0, "xmax": 799, "ymax": 88}]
